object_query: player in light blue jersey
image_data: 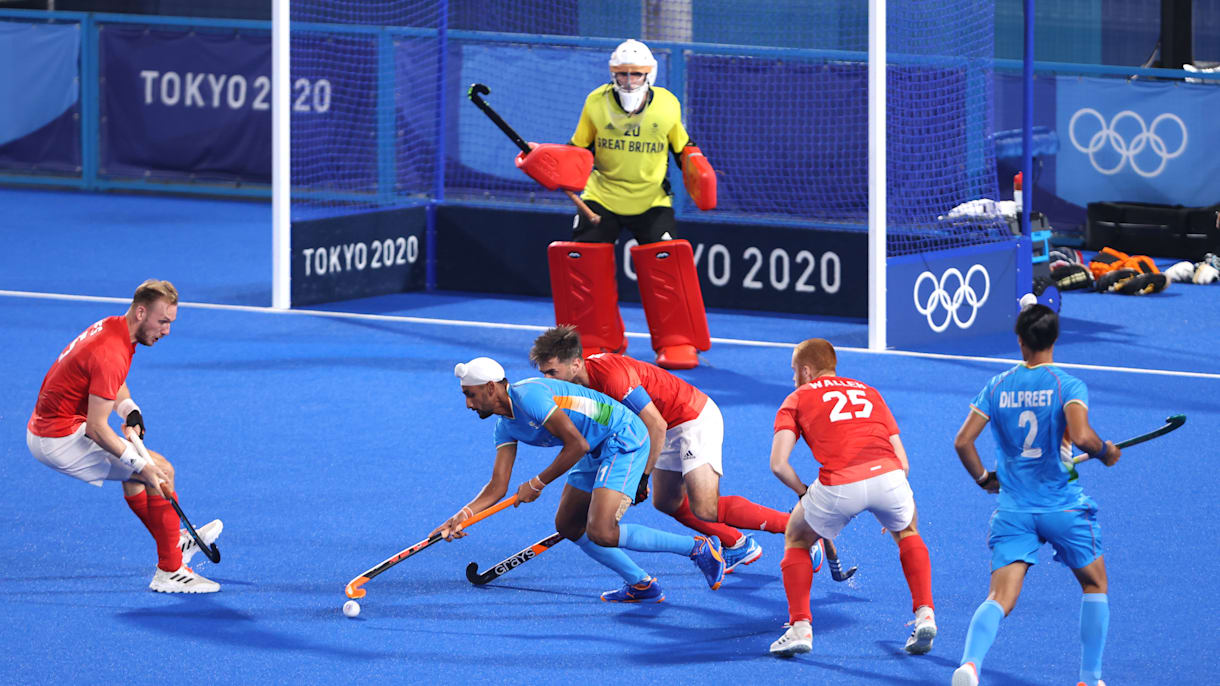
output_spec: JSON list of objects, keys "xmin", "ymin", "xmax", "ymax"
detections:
[
  {"xmin": 432, "ymin": 357, "xmax": 725, "ymax": 602},
  {"xmin": 950, "ymin": 305, "xmax": 1120, "ymax": 686}
]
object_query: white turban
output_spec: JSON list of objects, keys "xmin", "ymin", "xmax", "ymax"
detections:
[{"xmin": 454, "ymin": 357, "xmax": 506, "ymax": 387}]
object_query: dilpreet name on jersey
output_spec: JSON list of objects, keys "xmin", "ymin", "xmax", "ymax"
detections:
[
  {"xmin": 997, "ymin": 389, "xmax": 1054, "ymax": 409},
  {"xmin": 596, "ymin": 137, "xmax": 666, "ymax": 154}
]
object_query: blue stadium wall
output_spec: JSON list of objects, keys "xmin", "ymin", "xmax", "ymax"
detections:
[{"xmin": 2, "ymin": 7, "xmax": 1217, "ymax": 322}]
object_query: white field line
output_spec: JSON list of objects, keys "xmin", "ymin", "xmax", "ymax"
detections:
[{"xmin": 3, "ymin": 289, "xmax": 1218, "ymax": 381}]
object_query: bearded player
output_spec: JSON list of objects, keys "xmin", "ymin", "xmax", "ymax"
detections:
[
  {"xmin": 26, "ymin": 280, "xmax": 222, "ymax": 593},
  {"xmin": 529, "ymin": 325, "xmax": 811, "ymax": 575}
]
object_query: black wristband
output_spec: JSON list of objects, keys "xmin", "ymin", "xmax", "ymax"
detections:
[
  {"xmin": 975, "ymin": 470, "xmax": 991, "ymax": 485},
  {"xmin": 124, "ymin": 409, "xmax": 145, "ymax": 438},
  {"xmin": 633, "ymin": 471, "xmax": 650, "ymax": 504}
]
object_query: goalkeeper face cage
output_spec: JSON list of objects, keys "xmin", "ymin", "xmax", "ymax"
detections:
[{"xmin": 609, "ymin": 39, "xmax": 657, "ymax": 111}]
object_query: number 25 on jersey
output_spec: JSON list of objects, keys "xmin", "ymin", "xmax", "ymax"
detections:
[{"xmin": 824, "ymin": 390, "xmax": 873, "ymax": 422}]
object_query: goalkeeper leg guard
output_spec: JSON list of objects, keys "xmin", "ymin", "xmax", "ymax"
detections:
[
  {"xmin": 547, "ymin": 241, "xmax": 627, "ymax": 356},
  {"xmin": 630, "ymin": 239, "xmax": 710, "ymax": 370}
]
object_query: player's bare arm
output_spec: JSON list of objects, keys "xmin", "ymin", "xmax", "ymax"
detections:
[
  {"xmin": 86, "ymin": 393, "xmax": 168, "ymax": 496},
  {"xmin": 435, "ymin": 443, "xmax": 517, "ymax": 541},
  {"xmin": 518, "ymin": 410, "xmax": 590, "ymax": 505},
  {"xmin": 637, "ymin": 401, "xmax": 666, "ymax": 475},
  {"xmin": 955, "ymin": 409, "xmax": 998, "ymax": 493},
  {"xmin": 1065, "ymin": 403, "xmax": 1121, "ymax": 466},
  {"xmin": 769, "ymin": 429, "xmax": 805, "ymax": 497},
  {"xmin": 890, "ymin": 434, "xmax": 910, "ymax": 475}
]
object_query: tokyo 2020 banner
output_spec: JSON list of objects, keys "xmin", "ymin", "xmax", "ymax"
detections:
[
  {"xmin": 100, "ymin": 27, "xmax": 274, "ymax": 182},
  {"xmin": 99, "ymin": 26, "xmax": 373, "ymax": 184}
]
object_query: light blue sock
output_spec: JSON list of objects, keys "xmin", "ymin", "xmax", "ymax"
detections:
[
  {"xmin": 618, "ymin": 523, "xmax": 698, "ymax": 556},
  {"xmin": 1080, "ymin": 593, "xmax": 1109, "ymax": 686},
  {"xmin": 961, "ymin": 599, "xmax": 1005, "ymax": 672},
  {"xmin": 573, "ymin": 534, "xmax": 649, "ymax": 585}
]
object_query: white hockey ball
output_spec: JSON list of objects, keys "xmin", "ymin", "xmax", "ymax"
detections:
[
  {"xmin": 1018, "ymin": 293, "xmax": 1036, "ymax": 310},
  {"xmin": 343, "ymin": 599, "xmax": 361, "ymax": 618}
]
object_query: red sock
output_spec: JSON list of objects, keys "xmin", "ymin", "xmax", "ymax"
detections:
[
  {"xmin": 898, "ymin": 534, "xmax": 934, "ymax": 612},
  {"xmin": 671, "ymin": 495, "xmax": 742, "ymax": 548},
  {"xmin": 717, "ymin": 495, "xmax": 789, "ymax": 534},
  {"xmin": 146, "ymin": 493, "xmax": 184, "ymax": 572},
  {"xmin": 780, "ymin": 547, "xmax": 814, "ymax": 624},
  {"xmin": 124, "ymin": 490, "xmax": 150, "ymax": 525}
]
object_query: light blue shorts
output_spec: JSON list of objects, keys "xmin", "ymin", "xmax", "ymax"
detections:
[
  {"xmin": 988, "ymin": 500, "xmax": 1103, "ymax": 571},
  {"xmin": 565, "ymin": 431, "xmax": 648, "ymax": 496}
]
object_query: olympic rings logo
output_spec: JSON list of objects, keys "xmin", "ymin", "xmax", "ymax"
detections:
[
  {"xmin": 1068, "ymin": 108, "xmax": 1187, "ymax": 178},
  {"xmin": 913, "ymin": 264, "xmax": 990, "ymax": 333}
]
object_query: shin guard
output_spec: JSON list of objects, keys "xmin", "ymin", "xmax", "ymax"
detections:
[
  {"xmin": 630, "ymin": 240, "xmax": 710, "ymax": 365},
  {"xmin": 547, "ymin": 241, "xmax": 627, "ymax": 356}
]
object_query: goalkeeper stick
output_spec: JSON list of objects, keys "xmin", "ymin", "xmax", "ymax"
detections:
[
  {"xmin": 466, "ymin": 83, "xmax": 601, "ymax": 225},
  {"xmin": 1071, "ymin": 414, "xmax": 1185, "ymax": 464},
  {"xmin": 126, "ymin": 430, "xmax": 220, "ymax": 563},
  {"xmin": 465, "ymin": 531, "xmax": 565, "ymax": 586},
  {"xmin": 345, "ymin": 495, "xmax": 518, "ymax": 599}
]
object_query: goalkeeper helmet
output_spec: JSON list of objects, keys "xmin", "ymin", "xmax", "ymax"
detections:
[{"xmin": 608, "ymin": 39, "xmax": 656, "ymax": 113}]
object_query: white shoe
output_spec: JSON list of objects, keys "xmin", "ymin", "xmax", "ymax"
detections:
[
  {"xmin": 769, "ymin": 620, "xmax": 812, "ymax": 657},
  {"xmin": 149, "ymin": 565, "xmax": 220, "ymax": 594},
  {"xmin": 904, "ymin": 609, "xmax": 937, "ymax": 655},
  {"xmin": 951, "ymin": 662, "xmax": 979, "ymax": 686},
  {"xmin": 951, "ymin": 659, "xmax": 980, "ymax": 678},
  {"xmin": 179, "ymin": 519, "xmax": 222, "ymax": 565}
]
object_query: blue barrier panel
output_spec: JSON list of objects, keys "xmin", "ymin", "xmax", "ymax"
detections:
[
  {"xmin": 0, "ymin": 20, "xmax": 81, "ymax": 174},
  {"xmin": 888, "ymin": 240, "xmax": 1018, "ymax": 348},
  {"xmin": 291, "ymin": 205, "xmax": 427, "ymax": 306},
  {"xmin": 1057, "ymin": 76, "xmax": 1220, "ymax": 208},
  {"xmin": 435, "ymin": 205, "xmax": 867, "ymax": 317}
]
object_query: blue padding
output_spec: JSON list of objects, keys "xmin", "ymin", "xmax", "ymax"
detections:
[
  {"xmin": 993, "ymin": 125, "xmax": 1060, "ymax": 161},
  {"xmin": 0, "ymin": 21, "xmax": 79, "ymax": 145}
]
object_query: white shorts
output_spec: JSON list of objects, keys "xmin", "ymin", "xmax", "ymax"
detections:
[
  {"xmin": 26, "ymin": 425, "xmax": 136, "ymax": 487},
  {"xmin": 653, "ymin": 397, "xmax": 723, "ymax": 476},
  {"xmin": 800, "ymin": 469, "xmax": 915, "ymax": 539}
]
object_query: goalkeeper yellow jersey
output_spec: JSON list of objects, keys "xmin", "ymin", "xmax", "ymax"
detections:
[{"xmin": 569, "ymin": 85, "xmax": 690, "ymax": 216}]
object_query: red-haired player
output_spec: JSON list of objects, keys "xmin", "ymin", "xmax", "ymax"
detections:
[{"xmin": 768, "ymin": 338, "xmax": 935, "ymax": 657}]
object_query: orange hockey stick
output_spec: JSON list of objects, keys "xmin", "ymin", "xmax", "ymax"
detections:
[{"xmin": 344, "ymin": 495, "xmax": 518, "ymax": 599}]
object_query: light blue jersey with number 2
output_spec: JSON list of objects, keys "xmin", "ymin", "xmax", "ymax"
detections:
[{"xmin": 970, "ymin": 363, "xmax": 1090, "ymax": 512}]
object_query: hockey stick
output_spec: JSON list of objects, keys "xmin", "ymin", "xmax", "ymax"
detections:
[
  {"xmin": 822, "ymin": 539, "xmax": 856, "ymax": 582},
  {"xmin": 465, "ymin": 531, "xmax": 564, "ymax": 586},
  {"xmin": 1071, "ymin": 414, "xmax": 1185, "ymax": 464},
  {"xmin": 345, "ymin": 495, "xmax": 518, "ymax": 599},
  {"xmin": 126, "ymin": 430, "xmax": 220, "ymax": 563},
  {"xmin": 466, "ymin": 83, "xmax": 601, "ymax": 225}
]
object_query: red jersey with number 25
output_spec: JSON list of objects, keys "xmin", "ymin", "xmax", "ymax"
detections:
[
  {"xmin": 773, "ymin": 375, "xmax": 902, "ymax": 486},
  {"xmin": 584, "ymin": 354, "xmax": 708, "ymax": 428},
  {"xmin": 28, "ymin": 316, "xmax": 135, "ymax": 438}
]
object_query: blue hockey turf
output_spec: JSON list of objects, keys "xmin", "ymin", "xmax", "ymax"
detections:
[{"xmin": 1, "ymin": 189, "xmax": 1217, "ymax": 685}]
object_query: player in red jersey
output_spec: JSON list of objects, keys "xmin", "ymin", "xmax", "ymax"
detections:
[
  {"xmin": 767, "ymin": 338, "xmax": 935, "ymax": 657},
  {"xmin": 25, "ymin": 280, "xmax": 222, "ymax": 593},
  {"xmin": 530, "ymin": 325, "xmax": 791, "ymax": 574}
]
